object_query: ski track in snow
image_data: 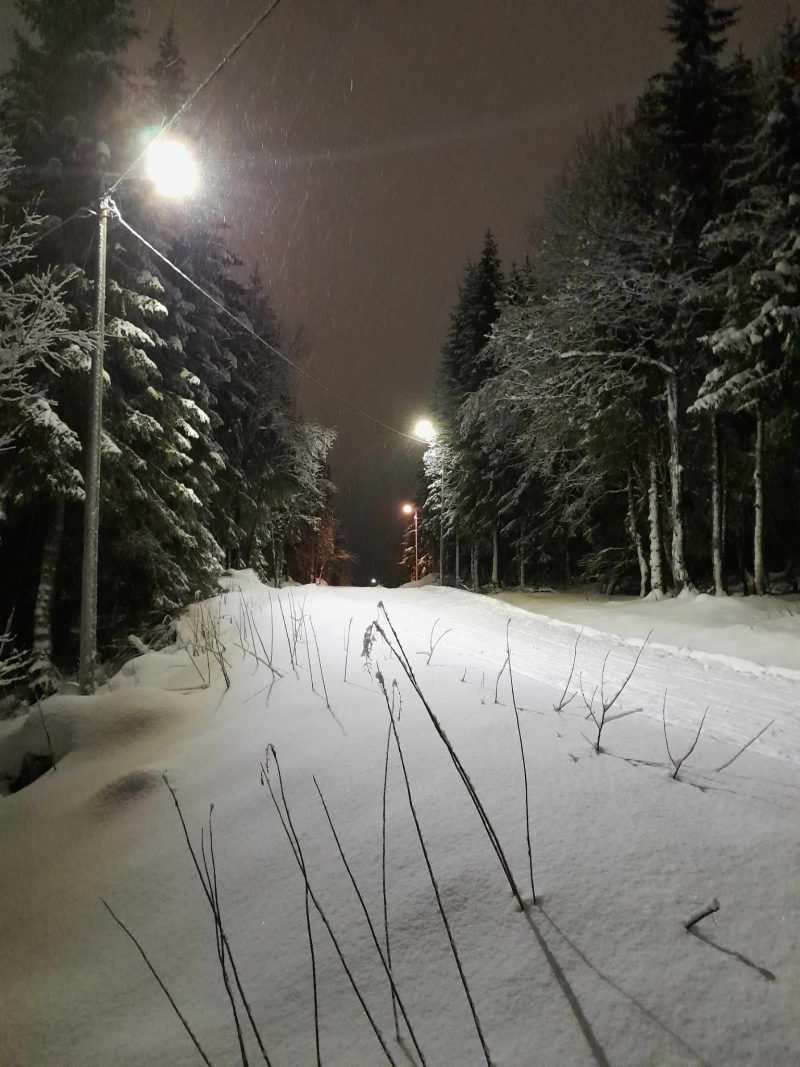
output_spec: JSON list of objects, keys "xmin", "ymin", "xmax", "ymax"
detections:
[{"xmin": 337, "ymin": 586, "xmax": 800, "ymax": 767}]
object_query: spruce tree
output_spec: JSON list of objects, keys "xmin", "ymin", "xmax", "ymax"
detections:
[
  {"xmin": 437, "ymin": 231, "xmax": 504, "ymax": 585},
  {"xmin": 694, "ymin": 16, "xmax": 800, "ymax": 593}
]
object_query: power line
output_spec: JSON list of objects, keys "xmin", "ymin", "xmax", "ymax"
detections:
[
  {"xmin": 107, "ymin": 0, "xmax": 287, "ymax": 197},
  {"xmin": 114, "ymin": 211, "xmax": 423, "ymax": 445},
  {"xmin": 32, "ymin": 207, "xmax": 96, "ymax": 247}
]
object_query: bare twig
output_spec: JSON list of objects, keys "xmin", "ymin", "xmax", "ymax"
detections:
[
  {"xmin": 301, "ymin": 617, "xmax": 317, "ymax": 689},
  {"xmin": 33, "ymin": 691, "xmax": 56, "ymax": 773},
  {"xmin": 309, "ymin": 618, "xmax": 330, "ymax": 709},
  {"xmin": 684, "ymin": 898, "xmax": 720, "ymax": 930},
  {"xmin": 101, "ymin": 898, "xmax": 215, "ymax": 1066},
  {"xmin": 182, "ymin": 643, "xmax": 209, "ymax": 686},
  {"xmin": 554, "ymin": 628, "xmax": 582, "ymax": 712},
  {"xmin": 244, "ymin": 600, "xmax": 282, "ymax": 679},
  {"xmin": 714, "ymin": 720, "xmax": 775, "ymax": 774},
  {"xmin": 344, "ymin": 617, "xmax": 353, "ymax": 682},
  {"xmin": 600, "ymin": 631, "xmax": 651, "ymax": 713},
  {"xmin": 587, "ymin": 634, "xmax": 650, "ymax": 752},
  {"xmin": 276, "ymin": 596, "xmax": 297, "ymax": 675},
  {"xmin": 579, "ymin": 672, "xmax": 599, "ymax": 721},
  {"xmin": 425, "ymin": 619, "xmax": 453, "ymax": 665},
  {"xmin": 494, "ymin": 653, "xmax": 509, "ymax": 705},
  {"xmin": 662, "ymin": 695, "xmax": 708, "ymax": 780},
  {"xmin": 506, "ymin": 621, "xmax": 535, "ymax": 904}
]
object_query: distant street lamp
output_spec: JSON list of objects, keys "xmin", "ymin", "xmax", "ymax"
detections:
[
  {"xmin": 79, "ymin": 139, "xmax": 199, "ymax": 693},
  {"xmin": 402, "ymin": 502, "xmax": 419, "ymax": 582},
  {"xmin": 412, "ymin": 417, "xmax": 444, "ymax": 587}
]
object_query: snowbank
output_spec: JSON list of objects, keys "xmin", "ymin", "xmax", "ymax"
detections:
[{"xmin": 494, "ymin": 587, "xmax": 800, "ymax": 676}]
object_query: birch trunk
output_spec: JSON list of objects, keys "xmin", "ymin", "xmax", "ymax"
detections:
[
  {"xmin": 710, "ymin": 413, "xmax": 726, "ymax": 596},
  {"xmin": 627, "ymin": 474, "xmax": 649, "ymax": 598},
  {"xmin": 721, "ymin": 436, "xmax": 728, "ymax": 573},
  {"xmin": 518, "ymin": 520, "xmax": 525, "ymax": 588},
  {"xmin": 31, "ymin": 498, "xmax": 65, "ymax": 694},
  {"xmin": 665, "ymin": 373, "xmax": 688, "ymax": 591},
  {"xmin": 648, "ymin": 454, "xmax": 663, "ymax": 596},
  {"xmin": 470, "ymin": 542, "xmax": 479, "ymax": 592},
  {"xmin": 455, "ymin": 529, "xmax": 460, "ymax": 586},
  {"xmin": 753, "ymin": 408, "xmax": 765, "ymax": 595},
  {"xmin": 491, "ymin": 527, "xmax": 499, "ymax": 588}
]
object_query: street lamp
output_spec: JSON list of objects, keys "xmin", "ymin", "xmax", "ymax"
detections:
[
  {"xmin": 144, "ymin": 139, "xmax": 199, "ymax": 199},
  {"xmin": 413, "ymin": 418, "xmax": 436, "ymax": 445},
  {"xmin": 79, "ymin": 138, "xmax": 198, "ymax": 693},
  {"xmin": 412, "ymin": 417, "xmax": 444, "ymax": 587},
  {"xmin": 402, "ymin": 502, "xmax": 419, "ymax": 582}
]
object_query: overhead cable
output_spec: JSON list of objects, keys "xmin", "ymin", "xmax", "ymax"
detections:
[
  {"xmin": 115, "ymin": 212, "xmax": 422, "ymax": 444},
  {"xmin": 106, "ymin": 0, "xmax": 287, "ymax": 197}
]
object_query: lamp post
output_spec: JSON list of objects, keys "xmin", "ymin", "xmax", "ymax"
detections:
[
  {"xmin": 402, "ymin": 503, "xmax": 419, "ymax": 582},
  {"xmin": 412, "ymin": 418, "xmax": 443, "ymax": 586},
  {"xmin": 78, "ymin": 139, "xmax": 199, "ymax": 693}
]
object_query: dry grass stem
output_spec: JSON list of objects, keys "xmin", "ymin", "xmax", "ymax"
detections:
[
  {"xmin": 367, "ymin": 603, "xmax": 524, "ymax": 912},
  {"xmin": 505, "ymin": 621, "xmax": 535, "ymax": 904},
  {"xmin": 101, "ymin": 898, "xmax": 215, "ymax": 1067},
  {"xmin": 376, "ymin": 675, "xmax": 493, "ymax": 1066},
  {"xmin": 262, "ymin": 746, "xmax": 396, "ymax": 1066},
  {"xmin": 313, "ymin": 775, "xmax": 427, "ymax": 1065}
]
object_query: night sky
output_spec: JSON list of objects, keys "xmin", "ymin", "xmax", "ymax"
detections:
[{"xmin": 2, "ymin": 0, "xmax": 793, "ymax": 583}]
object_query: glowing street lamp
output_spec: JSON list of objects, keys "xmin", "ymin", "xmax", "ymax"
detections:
[
  {"xmin": 79, "ymin": 138, "xmax": 199, "ymax": 693},
  {"xmin": 412, "ymin": 416, "xmax": 444, "ymax": 586},
  {"xmin": 413, "ymin": 417, "xmax": 436, "ymax": 445},
  {"xmin": 402, "ymin": 502, "xmax": 419, "ymax": 582},
  {"xmin": 144, "ymin": 139, "xmax": 199, "ymax": 200}
]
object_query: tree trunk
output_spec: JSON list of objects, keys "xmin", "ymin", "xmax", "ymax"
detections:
[
  {"xmin": 665, "ymin": 373, "xmax": 688, "ymax": 592},
  {"xmin": 518, "ymin": 520, "xmax": 525, "ymax": 588},
  {"xmin": 627, "ymin": 473, "xmax": 648, "ymax": 598},
  {"xmin": 753, "ymin": 408, "xmax": 765, "ymax": 595},
  {"xmin": 710, "ymin": 413, "xmax": 726, "ymax": 596},
  {"xmin": 736, "ymin": 513, "xmax": 748, "ymax": 594},
  {"xmin": 721, "ymin": 429, "xmax": 728, "ymax": 584},
  {"xmin": 31, "ymin": 498, "xmax": 65, "ymax": 695},
  {"xmin": 491, "ymin": 527, "xmax": 499, "ymax": 588},
  {"xmin": 272, "ymin": 538, "xmax": 281, "ymax": 588},
  {"xmin": 455, "ymin": 529, "xmax": 460, "ymax": 586},
  {"xmin": 648, "ymin": 454, "xmax": 663, "ymax": 597},
  {"xmin": 470, "ymin": 542, "xmax": 479, "ymax": 592}
]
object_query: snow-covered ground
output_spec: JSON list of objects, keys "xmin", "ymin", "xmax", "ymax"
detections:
[{"xmin": 1, "ymin": 577, "xmax": 799, "ymax": 1065}]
